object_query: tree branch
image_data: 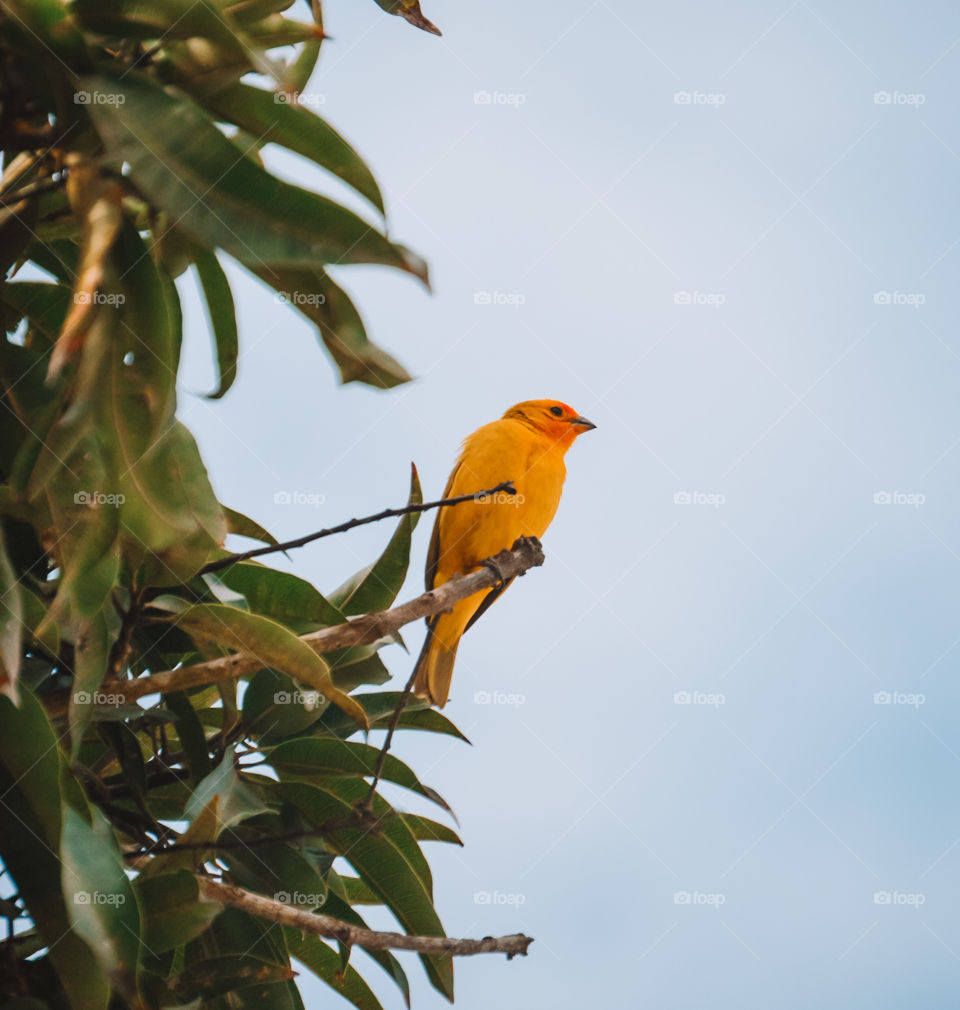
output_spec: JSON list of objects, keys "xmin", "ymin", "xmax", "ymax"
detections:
[
  {"xmin": 98, "ymin": 537, "xmax": 545, "ymax": 706},
  {"xmin": 201, "ymin": 479, "xmax": 518, "ymax": 575},
  {"xmin": 195, "ymin": 877, "xmax": 534, "ymax": 959}
]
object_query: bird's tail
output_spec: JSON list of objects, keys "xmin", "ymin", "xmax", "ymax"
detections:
[{"xmin": 413, "ymin": 604, "xmax": 471, "ymax": 708}]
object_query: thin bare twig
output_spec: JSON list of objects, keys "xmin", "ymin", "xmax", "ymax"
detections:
[
  {"xmin": 362, "ymin": 665, "xmax": 419, "ymax": 813},
  {"xmin": 201, "ymin": 479, "xmax": 517, "ymax": 575},
  {"xmin": 196, "ymin": 877, "xmax": 534, "ymax": 958},
  {"xmin": 94, "ymin": 537, "xmax": 545, "ymax": 706}
]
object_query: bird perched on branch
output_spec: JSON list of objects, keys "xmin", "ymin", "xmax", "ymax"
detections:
[{"xmin": 413, "ymin": 399, "xmax": 596, "ymax": 707}]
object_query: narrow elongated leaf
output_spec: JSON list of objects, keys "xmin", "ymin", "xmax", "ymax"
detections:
[
  {"xmin": 279, "ymin": 779, "xmax": 454, "ymax": 1000},
  {"xmin": 185, "ymin": 745, "xmax": 270, "ymax": 832},
  {"xmin": 268, "ymin": 738, "xmax": 452, "ymax": 812},
  {"xmin": 174, "ymin": 954, "xmax": 296, "ymax": 1000},
  {"xmin": 72, "ymin": 0, "xmax": 250, "ymax": 51},
  {"xmin": 0, "ymin": 281, "xmax": 71, "ymax": 345},
  {"xmin": 248, "ymin": 264, "xmax": 414, "ymax": 388},
  {"xmin": 400, "ymin": 814, "xmax": 463, "ymax": 846},
  {"xmin": 372, "ymin": 0, "xmax": 441, "ymax": 35},
  {"xmin": 134, "ymin": 869, "xmax": 222, "ymax": 954},
  {"xmin": 219, "ymin": 562, "xmax": 345, "ymax": 631},
  {"xmin": 61, "ymin": 806, "xmax": 141, "ymax": 988},
  {"xmin": 312, "ymin": 691, "xmax": 470, "ymax": 742},
  {"xmin": 312, "ymin": 887, "xmax": 411, "ymax": 1005},
  {"xmin": 284, "ymin": 930, "xmax": 385, "ymax": 1010},
  {"xmin": 199, "ymin": 82, "xmax": 384, "ymax": 214},
  {"xmin": 194, "ymin": 248, "xmax": 238, "ymax": 399},
  {"xmin": 0, "ymin": 528, "xmax": 22, "ymax": 701},
  {"xmin": 330, "ymin": 465, "xmax": 421, "ymax": 615},
  {"xmin": 223, "ymin": 507, "xmax": 280, "ymax": 546},
  {"xmin": 150, "ymin": 599, "xmax": 366, "ymax": 728},
  {"xmin": 0, "ymin": 694, "xmax": 107, "ymax": 1010},
  {"xmin": 114, "ymin": 422, "xmax": 227, "ymax": 584},
  {"xmin": 83, "ymin": 73, "xmax": 428, "ymax": 280}
]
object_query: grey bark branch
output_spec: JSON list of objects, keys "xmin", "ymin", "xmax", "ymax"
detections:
[
  {"xmin": 195, "ymin": 877, "xmax": 534, "ymax": 959},
  {"xmin": 100, "ymin": 537, "xmax": 545, "ymax": 705}
]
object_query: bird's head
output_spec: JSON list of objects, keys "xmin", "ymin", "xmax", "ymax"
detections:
[{"xmin": 503, "ymin": 399, "xmax": 596, "ymax": 447}]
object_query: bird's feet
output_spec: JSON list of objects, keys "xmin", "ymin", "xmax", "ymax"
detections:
[{"xmin": 480, "ymin": 557, "xmax": 507, "ymax": 587}]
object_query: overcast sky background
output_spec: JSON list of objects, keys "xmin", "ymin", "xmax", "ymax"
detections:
[{"xmin": 173, "ymin": 2, "xmax": 960, "ymax": 1006}]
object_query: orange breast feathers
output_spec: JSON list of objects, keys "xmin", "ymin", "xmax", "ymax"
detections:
[{"xmin": 412, "ymin": 399, "xmax": 595, "ymax": 707}]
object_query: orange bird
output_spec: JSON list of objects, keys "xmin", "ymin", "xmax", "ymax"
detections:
[{"xmin": 412, "ymin": 399, "xmax": 596, "ymax": 707}]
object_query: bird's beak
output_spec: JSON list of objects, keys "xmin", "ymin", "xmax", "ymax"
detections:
[{"xmin": 570, "ymin": 415, "xmax": 596, "ymax": 431}]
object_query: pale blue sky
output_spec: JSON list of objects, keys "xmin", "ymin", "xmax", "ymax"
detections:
[{"xmin": 175, "ymin": 1, "xmax": 960, "ymax": 1006}]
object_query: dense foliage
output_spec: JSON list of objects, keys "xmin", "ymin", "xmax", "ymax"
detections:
[{"xmin": 0, "ymin": 0, "xmax": 466, "ymax": 1007}]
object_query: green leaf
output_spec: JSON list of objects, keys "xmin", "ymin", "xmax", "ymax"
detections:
[
  {"xmin": 0, "ymin": 693, "xmax": 108, "ymax": 1010},
  {"xmin": 0, "ymin": 526, "xmax": 22, "ymax": 701},
  {"xmin": 219, "ymin": 562, "xmax": 345, "ymax": 631},
  {"xmin": 400, "ymin": 814, "xmax": 463, "ymax": 846},
  {"xmin": 185, "ymin": 745, "xmax": 270, "ymax": 833},
  {"xmin": 165, "ymin": 691, "xmax": 213, "ymax": 781},
  {"xmin": 194, "ymin": 248, "xmax": 238, "ymax": 399},
  {"xmin": 83, "ymin": 73, "xmax": 428, "ymax": 280},
  {"xmin": 134, "ymin": 869, "xmax": 223, "ymax": 953},
  {"xmin": 284, "ymin": 930, "xmax": 386, "ymax": 1010},
  {"xmin": 312, "ymin": 691, "xmax": 470, "ymax": 742},
  {"xmin": 61, "ymin": 806, "xmax": 141, "ymax": 988},
  {"xmin": 72, "ymin": 0, "xmax": 251, "ymax": 52},
  {"xmin": 114, "ymin": 421, "xmax": 227, "ymax": 584},
  {"xmin": 199, "ymin": 82, "xmax": 384, "ymax": 214},
  {"xmin": 279, "ymin": 779, "xmax": 454, "ymax": 999},
  {"xmin": 223, "ymin": 507, "xmax": 281, "ymax": 547},
  {"xmin": 150, "ymin": 599, "xmax": 366, "ymax": 728},
  {"xmin": 69, "ymin": 609, "xmax": 120, "ymax": 756},
  {"xmin": 0, "ymin": 281, "xmax": 71, "ymax": 345},
  {"xmin": 330, "ymin": 465, "xmax": 421, "ymax": 615},
  {"xmin": 371, "ymin": 0, "xmax": 441, "ymax": 35},
  {"xmin": 248, "ymin": 264, "xmax": 414, "ymax": 389},
  {"xmin": 309, "ymin": 888, "xmax": 411, "ymax": 1005},
  {"xmin": 174, "ymin": 954, "xmax": 296, "ymax": 1001},
  {"xmin": 221, "ymin": 827, "xmax": 328, "ymax": 909},
  {"xmin": 242, "ymin": 669, "xmax": 328, "ymax": 739},
  {"xmin": 268, "ymin": 737, "xmax": 452, "ymax": 813}
]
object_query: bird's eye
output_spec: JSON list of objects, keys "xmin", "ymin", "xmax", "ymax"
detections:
[{"xmin": 550, "ymin": 406, "xmax": 563, "ymax": 417}]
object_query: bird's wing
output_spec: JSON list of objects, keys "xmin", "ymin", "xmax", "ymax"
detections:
[
  {"xmin": 463, "ymin": 576, "xmax": 515, "ymax": 632},
  {"xmin": 425, "ymin": 460, "xmax": 462, "ymax": 592}
]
